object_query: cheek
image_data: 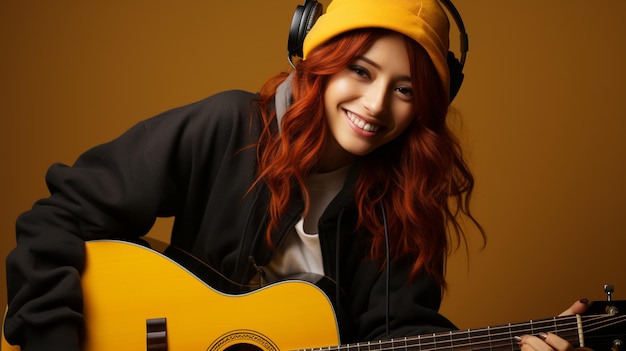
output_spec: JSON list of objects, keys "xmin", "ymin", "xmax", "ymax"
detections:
[
  {"xmin": 393, "ymin": 107, "xmax": 414, "ymax": 133},
  {"xmin": 325, "ymin": 75, "xmax": 354, "ymax": 102},
  {"xmin": 324, "ymin": 81, "xmax": 350, "ymax": 118}
]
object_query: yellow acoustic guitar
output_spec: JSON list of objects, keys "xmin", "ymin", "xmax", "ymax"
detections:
[{"xmin": 2, "ymin": 240, "xmax": 625, "ymax": 351}]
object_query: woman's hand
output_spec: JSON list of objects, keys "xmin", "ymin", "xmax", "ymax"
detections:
[
  {"xmin": 516, "ymin": 332, "xmax": 593, "ymax": 351},
  {"xmin": 516, "ymin": 299, "xmax": 592, "ymax": 351}
]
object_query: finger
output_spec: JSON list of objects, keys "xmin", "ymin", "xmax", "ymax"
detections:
[
  {"xmin": 540, "ymin": 332, "xmax": 575, "ymax": 351},
  {"xmin": 519, "ymin": 342, "xmax": 538, "ymax": 351},
  {"xmin": 558, "ymin": 299, "xmax": 590, "ymax": 316},
  {"xmin": 517, "ymin": 335, "xmax": 555, "ymax": 351}
]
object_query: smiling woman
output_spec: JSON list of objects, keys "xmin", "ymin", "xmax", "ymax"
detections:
[
  {"xmin": 4, "ymin": 1, "xmax": 622, "ymax": 351},
  {"xmin": 4, "ymin": 1, "xmax": 486, "ymax": 348}
]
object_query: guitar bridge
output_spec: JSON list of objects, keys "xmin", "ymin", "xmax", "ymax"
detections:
[{"xmin": 147, "ymin": 317, "xmax": 168, "ymax": 351}]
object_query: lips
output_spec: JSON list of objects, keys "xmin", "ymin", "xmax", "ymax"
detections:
[{"xmin": 346, "ymin": 110, "xmax": 381, "ymax": 132}]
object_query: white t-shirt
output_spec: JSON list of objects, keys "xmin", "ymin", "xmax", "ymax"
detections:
[{"xmin": 252, "ymin": 164, "xmax": 351, "ymax": 284}]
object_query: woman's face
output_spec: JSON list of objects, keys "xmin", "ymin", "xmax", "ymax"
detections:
[{"xmin": 321, "ymin": 34, "xmax": 414, "ymax": 171}]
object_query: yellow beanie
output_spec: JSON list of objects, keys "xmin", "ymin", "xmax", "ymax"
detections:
[{"xmin": 302, "ymin": 0, "xmax": 451, "ymax": 95}]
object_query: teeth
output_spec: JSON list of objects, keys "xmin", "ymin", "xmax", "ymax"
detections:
[{"xmin": 347, "ymin": 111, "xmax": 379, "ymax": 132}]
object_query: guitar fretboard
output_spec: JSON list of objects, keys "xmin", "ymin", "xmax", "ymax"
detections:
[{"xmin": 299, "ymin": 313, "xmax": 624, "ymax": 351}]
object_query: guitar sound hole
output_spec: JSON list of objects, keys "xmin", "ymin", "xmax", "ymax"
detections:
[{"xmin": 224, "ymin": 343, "xmax": 263, "ymax": 351}]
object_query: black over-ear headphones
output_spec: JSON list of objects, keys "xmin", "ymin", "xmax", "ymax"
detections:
[{"xmin": 287, "ymin": 0, "xmax": 469, "ymax": 101}]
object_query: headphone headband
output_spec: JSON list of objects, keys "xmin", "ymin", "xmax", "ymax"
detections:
[{"xmin": 438, "ymin": 0, "xmax": 469, "ymax": 70}]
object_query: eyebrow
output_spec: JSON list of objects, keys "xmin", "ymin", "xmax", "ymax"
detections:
[{"xmin": 356, "ymin": 56, "xmax": 412, "ymax": 83}]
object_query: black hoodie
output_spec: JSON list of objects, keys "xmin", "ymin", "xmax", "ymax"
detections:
[{"xmin": 5, "ymin": 89, "xmax": 455, "ymax": 351}]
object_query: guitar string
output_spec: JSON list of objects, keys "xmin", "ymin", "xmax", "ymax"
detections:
[
  {"xmin": 296, "ymin": 314, "xmax": 625, "ymax": 351},
  {"xmin": 367, "ymin": 316, "xmax": 622, "ymax": 351},
  {"xmin": 371, "ymin": 315, "xmax": 625, "ymax": 351}
]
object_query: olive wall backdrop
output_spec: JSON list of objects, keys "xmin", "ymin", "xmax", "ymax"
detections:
[{"xmin": 1, "ymin": 0, "xmax": 625, "ymax": 335}]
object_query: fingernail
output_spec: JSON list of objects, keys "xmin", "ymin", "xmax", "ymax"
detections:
[
  {"xmin": 514, "ymin": 336, "xmax": 523, "ymax": 343},
  {"xmin": 538, "ymin": 332, "xmax": 548, "ymax": 340},
  {"xmin": 579, "ymin": 298, "xmax": 590, "ymax": 305}
]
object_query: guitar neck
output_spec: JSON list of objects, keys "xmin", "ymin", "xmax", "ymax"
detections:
[{"xmin": 303, "ymin": 315, "xmax": 587, "ymax": 351}]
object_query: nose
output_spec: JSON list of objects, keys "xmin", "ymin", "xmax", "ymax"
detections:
[{"xmin": 362, "ymin": 82, "xmax": 388, "ymax": 117}]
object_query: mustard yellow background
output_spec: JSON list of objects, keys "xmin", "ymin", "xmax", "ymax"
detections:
[{"xmin": 1, "ymin": 0, "xmax": 625, "ymax": 337}]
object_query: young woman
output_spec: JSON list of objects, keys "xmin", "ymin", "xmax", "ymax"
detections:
[{"xmin": 4, "ymin": 1, "xmax": 587, "ymax": 350}]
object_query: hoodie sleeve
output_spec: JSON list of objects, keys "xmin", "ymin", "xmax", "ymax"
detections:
[{"xmin": 4, "ymin": 90, "xmax": 259, "ymax": 350}]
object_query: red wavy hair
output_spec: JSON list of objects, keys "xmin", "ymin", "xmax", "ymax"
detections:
[{"xmin": 255, "ymin": 29, "xmax": 483, "ymax": 287}]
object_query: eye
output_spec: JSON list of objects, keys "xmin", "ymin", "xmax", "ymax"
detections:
[
  {"xmin": 395, "ymin": 85, "xmax": 413, "ymax": 99},
  {"xmin": 349, "ymin": 65, "xmax": 370, "ymax": 79}
]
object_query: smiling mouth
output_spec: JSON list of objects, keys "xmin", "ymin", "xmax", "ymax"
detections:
[{"xmin": 346, "ymin": 110, "xmax": 381, "ymax": 132}]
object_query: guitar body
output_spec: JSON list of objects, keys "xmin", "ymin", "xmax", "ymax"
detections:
[{"xmin": 2, "ymin": 240, "xmax": 340, "ymax": 351}]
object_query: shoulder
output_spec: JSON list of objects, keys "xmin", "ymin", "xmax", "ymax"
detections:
[
  {"xmin": 141, "ymin": 90, "xmax": 263, "ymax": 135},
  {"xmin": 173, "ymin": 89, "xmax": 261, "ymax": 119},
  {"xmin": 192, "ymin": 90, "xmax": 261, "ymax": 116},
  {"xmin": 208, "ymin": 89, "xmax": 260, "ymax": 104}
]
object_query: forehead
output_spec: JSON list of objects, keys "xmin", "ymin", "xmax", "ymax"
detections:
[{"xmin": 356, "ymin": 34, "xmax": 411, "ymax": 76}]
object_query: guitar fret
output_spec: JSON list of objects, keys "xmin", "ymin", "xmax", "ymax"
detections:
[
  {"xmin": 449, "ymin": 329, "xmax": 470, "ymax": 351},
  {"xmin": 403, "ymin": 334, "xmax": 422, "ymax": 351},
  {"xmin": 419, "ymin": 333, "xmax": 432, "ymax": 351},
  {"xmin": 402, "ymin": 335, "xmax": 420, "ymax": 351},
  {"xmin": 552, "ymin": 316, "xmax": 580, "ymax": 347},
  {"xmin": 509, "ymin": 319, "xmax": 532, "ymax": 351},
  {"xmin": 488, "ymin": 325, "xmax": 513, "ymax": 351},
  {"xmin": 507, "ymin": 323, "xmax": 516, "ymax": 351},
  {"xmin": 468, "ymin": 326, "xmax": 490, "ymax": 351},
  {"xmin": 435, "ymin": 331, "xmax": 452, "ymax": 351},
  {"xmin": 374, "ymin": 339, "xmax": 382, "ymax": 351}
]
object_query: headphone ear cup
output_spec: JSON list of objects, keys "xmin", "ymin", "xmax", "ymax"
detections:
[
  {"xmin": 447, "ymin": 51, "xmax": 464, "ymax": 101},
  {"xmin": 288, "ymin": 0, "xmax": 323, "ymax": 59}
]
